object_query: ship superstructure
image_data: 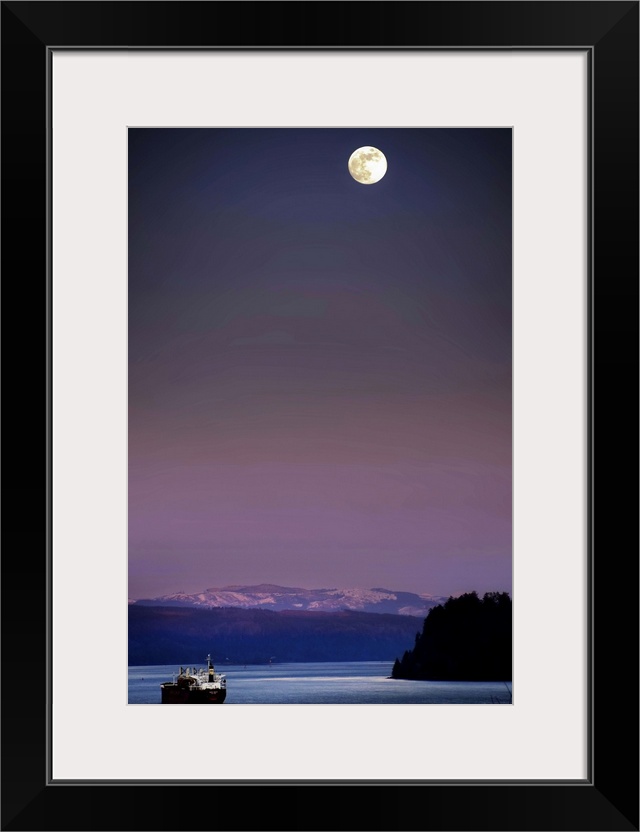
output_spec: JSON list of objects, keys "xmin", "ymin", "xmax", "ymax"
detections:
[{"xmin": 160, "ymin": 654, "xmax": 227, "ymax": 703}]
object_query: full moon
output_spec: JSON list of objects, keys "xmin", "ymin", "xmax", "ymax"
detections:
[{"xmin": 348, "ymin": 146, "xmax": 387, "ymax": 185}]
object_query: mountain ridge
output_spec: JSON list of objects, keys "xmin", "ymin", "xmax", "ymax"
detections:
[{"xmin": 132, "ymin": 583, "xmax": 449, "ymax": 617}]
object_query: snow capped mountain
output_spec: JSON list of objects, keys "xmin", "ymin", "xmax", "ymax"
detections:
[{"xmin": 133, "ymin": 584, "xmax": 448, "ymax": 617}]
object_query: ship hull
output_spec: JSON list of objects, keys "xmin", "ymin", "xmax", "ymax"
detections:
[{"xmin": 161, "ymin": 684, "xmax": 226, "ymax": 704}]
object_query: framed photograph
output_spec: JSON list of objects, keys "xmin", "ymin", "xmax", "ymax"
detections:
[
  {"xmin": 2, "ymin": 2, "xmax": 637, "ymax": 830},
  {"xmin": 126, "ymin": 124, "xmax": 514, "ymax": 710}
]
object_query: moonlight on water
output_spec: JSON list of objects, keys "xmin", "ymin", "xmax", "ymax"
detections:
[{"xmin": 348, "ymin": 146, "xmax": 387, "ymax": 184}]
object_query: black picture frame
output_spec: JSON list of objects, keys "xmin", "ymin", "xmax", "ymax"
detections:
[{"xmin": 2, "ymin": 2, "xmax": 638, "ymax": 830}]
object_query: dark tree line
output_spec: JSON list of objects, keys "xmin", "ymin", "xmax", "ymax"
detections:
[
  {"xmin": 391, "ymin": 591, "xmax": 512, "ymax": 681},
  {"xmin": 129, "ymin": 606, "xmax": 421, "ymax": 665}
]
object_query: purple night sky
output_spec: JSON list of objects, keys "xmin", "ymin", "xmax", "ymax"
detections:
[{"xmin": 128, "ymin": 128, "xmax": 512, "ymax": 600}]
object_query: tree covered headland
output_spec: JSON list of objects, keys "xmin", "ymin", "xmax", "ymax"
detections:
[{"xmin": 391, "ymin": 591, "xmax": 511, "ymax": 681}]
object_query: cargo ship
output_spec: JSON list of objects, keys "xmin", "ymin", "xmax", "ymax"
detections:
[{"xmin": 160, "ymin": 654, "xmax": 227, "ymax": 703}]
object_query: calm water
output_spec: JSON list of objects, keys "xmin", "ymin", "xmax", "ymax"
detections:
[{"xmin": 128, "ymin": 661, "xmax": 512, "ymax": 704}]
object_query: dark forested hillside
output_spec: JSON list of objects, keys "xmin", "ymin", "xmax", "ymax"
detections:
[
  {"xmin": 129, "ymin": 605, "xmax": 422, "ymax": 665},
  {"xmin": 391, "ymin": 592, "xmax": 512, "ymax": 681}
]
